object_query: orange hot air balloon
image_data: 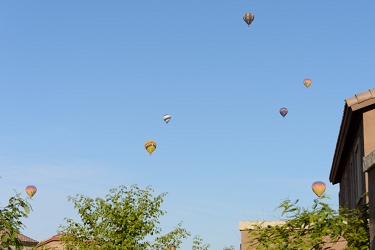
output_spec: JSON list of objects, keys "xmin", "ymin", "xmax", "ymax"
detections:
[
  {"xmin": 303, "ymin": 78, "xmax": 312, "ymax": 88},
  {"xmin": 25, "ymin": 185, "xmax": 37, "ymax": 198},
  {"xmin": 144, "ymin": 140, "xmax": 157, "ymax": 155},
  {"xmin": 312, "ymin": 181, "xmax": 326, "ymax": 197}
]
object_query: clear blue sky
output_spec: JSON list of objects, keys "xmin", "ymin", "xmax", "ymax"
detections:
[{"xmin": 0, "ymin": 0, "xmax": 374, "ymax": 249}]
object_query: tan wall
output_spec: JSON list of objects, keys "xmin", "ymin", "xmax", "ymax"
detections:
[
  {"xmin": 364, "ymin": 148, "xmax": 375, "ymax": 249},
  {"xmin": 239, "ymin": 221, "xmax": 347, "ymax": 250},
  {"xmin": 368, "ymin": 170, "xmax": 375, "ymax": 249},
  {"xmin": 37, "ymin": 241, "xmax": 65, "ymax": 249},
  {"xmin": 363, "ymin": 109, "xmax": 375, "ymax": 156},
  {"xmin": 240, "ymin": 230, "xmax": 347, "ymax": 250},
  {"xmin": 363, "ymin": 108, "xmax": 375, "ymax": 249},
  {"xmin": 337, "ymin": 123, "xmax": 366, "ymax": 209},
  {"xmin": 8, "ymin": 247, "xmax": 35, "ymax": 250}
]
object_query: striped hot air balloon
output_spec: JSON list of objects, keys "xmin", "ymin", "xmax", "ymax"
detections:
[
  {"xmin": 312, "ymin": 181, "xmax": 326, "ymax": 198},
  {"xmin": 144, "ymin": 140, "xmax": 157, "ymax": 155},
  {"xmin": 25, "ymin": 185, "xmax": 37, "ymax": 198},
  {"xmin": 163, "ymin": 114, "xmax": 171, "ymax": 124},
  {"xmin": 279, "ymin": 108, "xmax": 288, "ymax": 118},
  {"xmin": 303, "ymin": 78, "xmax": 312, "ymax": 88}
]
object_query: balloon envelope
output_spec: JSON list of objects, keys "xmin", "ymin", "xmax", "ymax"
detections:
[
  {"xmin": 312, "ymin": 181, "xmax": 326, "ymax": 197},
  {"xmin": 303, "ymin": 78, "xmax": 312, "ymax": 88},
  {"xmin": 144, "ymin": 140, "xmax": 157, "ymax": 155},
  {"xmin": 243, "ymin": 13, "xmax": 254, "ymax": 26},
  {"xmin": 163, "ymin": 114, "xmax": 171, "ymax": 124},
  {"xmin": 279, "ymin": 108, "xmax": 288, "ymax": 117},
  {"xmin": 25, "ymin": 185, "xmax": 37, "ymax": 198}
]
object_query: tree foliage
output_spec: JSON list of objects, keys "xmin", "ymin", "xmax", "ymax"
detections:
[
  {"xmin": 58, "ymin": 184, "xmax": 205, "ymax": 249},
  {"xmin": 246, "ymin": 196, "xmax": 369, "ymax": 250},
  {"xmin": 222, "ymin": 245, "xmax": 235, "ymax": 250},
  {"xmin": 0, "ymin": 179, "xmax": 32, "ymax": 250},
  {"xmin": 191, "ymin": 235, "xmax": 210, "ymax": 250}
]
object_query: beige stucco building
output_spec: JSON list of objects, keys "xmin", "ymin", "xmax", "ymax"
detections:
[
  {"xmin": 238, "ymin": 221, "xmax": 284, "ymax": 250},
  {"xmin": 329, "ymin": 88, "xmax": 375, "ymax": 248},
  {"xmin": 238, "ymin": 221, "xmax": 347, "ymax": 250},
  {"xmin": 36, "ymin": 234, "xmax": 64, "ymax": 249},
  {"xmin": 239, "ymin": 88, "xmax": 375, "ymax": 250}
]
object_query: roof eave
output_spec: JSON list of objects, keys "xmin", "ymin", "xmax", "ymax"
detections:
[{"xmin": 329, "ymin": 104, "xmax": 352, "ymax": 184}]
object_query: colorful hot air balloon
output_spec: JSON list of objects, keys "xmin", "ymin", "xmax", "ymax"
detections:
[
  {"xmin": 25, "ymin": 185, "xmax": 37, "ymax": 198},
  {"xmin": 167, "ymin": 245, "xmax": 176, "ymax": 250},
  {"xmin": 144, "ymin": 140, "xmax": 157, "ymax": 155},
  {"xmin": 279, "ymin": 108, "xmax": 288, "ymax": 118},
  {"xmin": 163, "ymin": 114, "xmax": 171, "ymax": 124},
  {"xmin": 303, "ymin": 78, "xmax": 312, "ymax": 88},
  {"xmin": 243, "ymin": 13, "xmax": 254, "ymax": 27},
  {"xmin": 312, "ymin": 181, "xmax": 326, "ymax": 198}
]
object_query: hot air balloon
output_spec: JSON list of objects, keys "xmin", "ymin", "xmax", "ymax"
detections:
[
  {"xmin": 144, "ymin": 140, "xmax": 157, "ymax": 155},
  {"xmin": 243, "ymin": 13, "xmax": 254, "ymax": 27},
  {"xmin": 167, "ymin": 245, "xmax": 176, "ymax": 250},
  {"xmin": 303, "ymin": 78, "xmax": 312, "ymax": 88},
  {"xmin": 312, "ymin": 181, "xmax": 326, "ymax": 198},
  {"xmin": 163, "ymin": 114, "xmax": 171, "ymax": 124},
  {"xmin": 25, "ymin": 185, "xmax": 37, "ymax": 198},
  {"xmin": 279, "ymin": 108, "xmax": 288, "ymax": 118}
]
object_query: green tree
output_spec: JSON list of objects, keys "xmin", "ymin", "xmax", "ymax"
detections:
[
  {"xmin": 191, "ymin": 235, "xmax": 210, "ymax": 250},
  {"xmin": 0, "ymin": 178, "xmax": 32, "ymax": 249},
  {"xmin": 246, "ymin": 196, "xmax": 369, "ymax": 250},
  {"xmin": 222, "ymin": 245, "xmax": 235, "ymax": 250},
  {"xmin": 58, "ymin": 184, "xmax": 209, "ymax": 249}
]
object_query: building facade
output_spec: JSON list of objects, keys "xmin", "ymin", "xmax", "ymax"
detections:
[
  {"xmin": 238, "ymin": 221, "xmax": 347, "ymax": 250},
  {"xmin": 36, "ymin": 234, "xmax": 64, "ymax": 249},
  {"xmin": 329, "ymin": 88, "xmax": 375, "ymax": 248}
]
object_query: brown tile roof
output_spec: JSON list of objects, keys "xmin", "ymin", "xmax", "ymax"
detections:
[
  {"xmin": 346, "ymin": 88, "xmax": 375, "ymax": 106},
  {"xmin": 330, "ymin": 88, "xmax": 375, "ymax": 184},
  {"xmin": 0, "ymin": 229, "xmax": 39, "ymax": 244},
  {"xmin": 36, "ymin": 234, "xmax": 62, "ymax": 247}
]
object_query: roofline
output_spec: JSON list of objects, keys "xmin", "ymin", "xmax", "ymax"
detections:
[
  {"xmin": 329, "ymin": 88, "xmax": 375, "ymax": 184},
  {"xmin": 0, "ymin": 230, "xmax": 38, "ymax": 244},
  {"xmin": 238, "ymin": 221, "xmax": 285, "ymax": 230},
  {"xmin": 329, "ymin": 103, "xmax": 352, "ymax": 184},
  {"xmin": 36, "ymin": 234, "xmax": 62, "ymax": 247}
]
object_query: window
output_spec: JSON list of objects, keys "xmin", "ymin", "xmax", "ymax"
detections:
[
  {"xmin": 350, "ymin": 137, "xmax": 363, "ymax": 207},
  {"xmin": 355, "ymin": 140, "xmax": 364, "ymax": 201},
  {"xmin": 350, "ymin": 156, "xmax": 355, "ymax": 208}
]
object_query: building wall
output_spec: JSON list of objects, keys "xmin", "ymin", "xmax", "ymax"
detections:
[
  {"xmin": 363, "ymin": 109, "xmax": 375, "ymax": 156},
  {"xmin": 364, "ymin": 148, "xmax": 375, "ymax": 249},
  {"xmin": 239, "ymin": 230, "xmax": 347, "ymax": 250},
  {"xmin": 363, "ymin": 108, "xmax": 375, "ymax": 249},
  {"xmin": 368, "ymin": 170, "xmax": 375, "ymax": 249},
  {"xmin": 36, "ymin": 235, "xmax": 65, "ymax": 250},
  {"xmin": 331, "ymin": 91, "xmax": 375, "ymax": 249},
  {"xmin": 239, "ymin": 221, "xmax": 347, "ymax": 250},
  {"xmin": 37, "ymin": 242, "xmax": 64, "ymax": 249},
  {"xmin": 337, "ymin": 122, "xmax": 366, "ymax": 209},
  {"xmin": 8, "ymin": 247, "xmax": 34, "ymax": 250}
]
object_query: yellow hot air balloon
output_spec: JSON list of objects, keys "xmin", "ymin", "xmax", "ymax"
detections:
[
  {"xmin": 303, "ymin": 78, "xmax": 312, "ymax": 88},
  {"xmin": 25, "ymin": 185, "xmax": 37, "ymax": 198},
  {"xmin": 144, "ymin": 140, "xmax": 157, "ymax": 155},
  {"xmin": 312, "ymin": 181, "xmax": 326, "ymax": 198}
]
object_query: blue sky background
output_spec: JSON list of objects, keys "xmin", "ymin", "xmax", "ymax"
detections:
[{"xmin": 0, "ymin": 0, "xmax": 374, "ymax": 249}]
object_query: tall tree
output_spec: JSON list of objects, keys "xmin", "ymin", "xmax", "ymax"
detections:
[
  {"xmin": 0, "ymin": 177, "xmax": 32, "ymax": 250},
  {"xmin": 59, "ymin": 185, "xmax": 193, "ymax": 249}
]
